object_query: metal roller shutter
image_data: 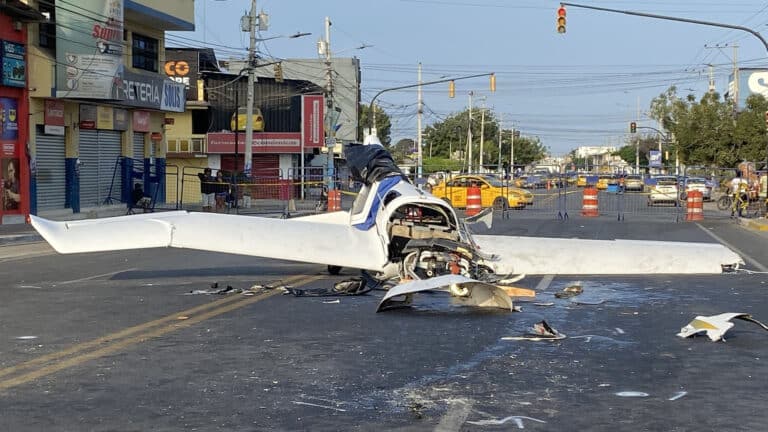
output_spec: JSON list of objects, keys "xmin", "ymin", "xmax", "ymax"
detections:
[
  {"xmin": 133, "ymin": 133, "xmax": 145, "ymax": 161},
  {"xmin": 35, "ymin": 126, "xmax": 66, "ymax": 210},
  {"xmin": 79, "ymin": 130, "xmax": 122, "ymax": 206}
]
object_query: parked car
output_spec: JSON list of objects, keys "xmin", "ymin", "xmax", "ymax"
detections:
[
  {"xmin": 648, "ymin": 175, "xmax": 679, "ymax": 206},
  {"xmin": 682, "ymin": 177, "xmax": 713, "ymax": 201},
  {"xmin": 429, "ymin": 174, "xmax": 528, "ymax": 210},
  {"xmin": 624, "ymin": 174, "xmax": 644, "ymax": 192},
  {"xmin": 596, "ymin": 174, "xmax": 616, "ymax": 190},
  {"xmin": 231, "ymin": 107, "xmax": 265, "ymax": 132}
]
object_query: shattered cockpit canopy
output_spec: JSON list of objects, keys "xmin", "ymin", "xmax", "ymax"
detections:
[{"xmin": 345, "ymin": 142, "xmax": 407, "ymax": 186}]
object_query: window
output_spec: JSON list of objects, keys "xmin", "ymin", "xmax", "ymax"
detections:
[
  {"xmin": 39, "ymin": 3, "xmax": 56, "ymax": 51},
  {"xmin": 132, "ymin": 33, "xmax": 158, "ymax": 72}
]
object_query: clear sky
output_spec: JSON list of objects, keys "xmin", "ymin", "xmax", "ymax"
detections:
[{"xmin": 168, "ymin": 0, "xmax": 768, "ymax": 156}]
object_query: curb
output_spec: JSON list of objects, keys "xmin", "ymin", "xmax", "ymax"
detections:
[{"xmin": 737, "ymin": 217, "xmax": 768, "ymax": 232}]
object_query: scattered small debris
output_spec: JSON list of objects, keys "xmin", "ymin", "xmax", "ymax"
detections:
[
  {"xmin": 668, "ymin": 391, "xmax": 688, "ymax": 401},
  {"xmin": 571, "ymin": 299, "xmax": 606, "ymax": 305},
  {"xmin": 554, "ymin": 284, "xmax": 583, "ymax": 299},
  {"xmin": 467, "ymin": 415, "xmax": 546, "ymax": 428},
  {"xmin": 615, "ymin": 391, "xmax": 649, "ymax": 398},
  {"xmin": 533, "ymin": 302, "xmax": 555, "ymax": 307},
  {"xmin": 290, "ymin": 401, "xmax": 347, "ymax": 412},
  {"xmin": 614, "ymin": 328, "xmax": 625, "ymax": 335},
  {"xmin": 322, "ymin": 299, "xmax": 340, "ymax": 304},
  {"xmin": 15, "ymin": 336, "xmax": 38, "ymax": 340},
  {"xmin": 500, "ymin": 286, "xmax": 536, "ymax": 298},
  {"xmin": 177, "ymin": 316, "xmax": 189, "ymax": 320},
  {"xmin": 285, "ymin": 277, "xmax": 371, "ymax": 297},
  {"xmin": 677, "ymin": 313, "xmax": 768, "ymax": 342},
  {"xmin": 501, "ymin": 320, "xmax": 566, "ymax": 341}
]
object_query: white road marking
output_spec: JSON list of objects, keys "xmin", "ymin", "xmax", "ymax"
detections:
[
  {"xmin": 57, "ymin": 268, "xmax": 138, "ymax": 285},
  {"xmin": 535, "ymin": 274, "xmax": 554, "ymax": 292},
  {"xmin": 696, "ymin": 223, "xmax": 768, "ymax": 272}
]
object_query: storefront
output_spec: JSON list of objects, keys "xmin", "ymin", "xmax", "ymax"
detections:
[{"xmin": 0, "ymin": 7, "xmax": 32, "ymax": 224}]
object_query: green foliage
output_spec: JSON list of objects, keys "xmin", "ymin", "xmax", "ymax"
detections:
[
  {"xmin": 649, "ymin": 86, "xmax": 768, "ymax": 168},
  {"xmin": 358, "ymin": 104, "xmax": 392, "ymax": 145}
]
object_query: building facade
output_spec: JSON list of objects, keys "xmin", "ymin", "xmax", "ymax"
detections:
[
  {"xmin": 0, "ymin": 1, "xmax": 41, "ymax": 224},
  {"xmin": 25, "ymin": 0, "xmax": 193, "ymax": 217}
]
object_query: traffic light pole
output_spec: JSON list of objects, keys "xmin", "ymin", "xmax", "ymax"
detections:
[{"xmin": 560, "ymin": 2, "xmax": 768, "ymax": 54}]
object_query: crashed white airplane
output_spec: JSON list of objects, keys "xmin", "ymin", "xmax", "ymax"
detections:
[{"xmin": 30, "ymin": 137, "xmax": 743, "ymax": 312}]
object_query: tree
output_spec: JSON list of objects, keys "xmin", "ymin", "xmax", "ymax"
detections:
[
  {"xmin": 613, "ymin": 135, "xmax": 659, "ymax": 166},
  {"xmin": 358, "ymin": 104, "xmax": 392, "ymax": 146},
  {"xmin": 390, "ymin": 138, "xmax": 415, "ymax": 163}
]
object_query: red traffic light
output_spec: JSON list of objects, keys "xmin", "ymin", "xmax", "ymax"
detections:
[{"xmin": 557, "ymin": 6, "xmax": 567, "ymax": 33}]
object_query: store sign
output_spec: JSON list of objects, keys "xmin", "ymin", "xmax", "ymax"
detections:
[
  {"xmin": 206, "ymin": 132, "xmax": 303, "ymax": 154},
  {"xmin": 649, "ymin": 150, "xmax": 661, "ymax": 168},
  {"xmin": 44, "ymin": 99, "xmax": 65, "ymax": 136},
  {"xmin": 165, "ymin": 49, "xmax": 200, "ymax": 102},
  {"xmin": 151, "ymin": 132, "xmax": 163, "ymax": 140},
  {"xmin": 0, "ymin": 97, "xmax": 19, "ymax": 141},
  {"xmin": 1, "ymin": 41, "xmax": 26, "ymax": 88},
  {"xmin": 55, "ymin": 0, "xmax": 124, "ymax": 99},
  {"xmin": 79, "ymin": 104, "xmax": 97, "ymax": 129},
  {"xmin": 112, "ymin": 71, "xmax": 186, "ymax": 112},
  {"xmin": 133, "ymin": 110, "xmax": 150, "ymax": 132},
  {"xmin": 113, "ymin": 108, "xmax": 128, "ymax": 131},
  {"xmin": 302, "ymin": 95, "xmax": 324, "ymax": 148},
  {"xmin": 97, "ymin": 105, "xmax": 114, "ymax": 130}
]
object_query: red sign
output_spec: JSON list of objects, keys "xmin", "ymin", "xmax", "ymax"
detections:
[
  {"xmin": 133, "ymin": 110, "xmax": 150, "ymax": 132},
  {"xmin": 206, "ymin": 132, "xmax": 303, "ymax": 154},
  {"xmin": 44, "ymin": 100, "xmax": 65, "ymax": 136},
  {"xmin": 150, "ymin": 132, "xmax": 163, "ymax": 140},
  {"xmin": 302, "ymin": 95, "xmax": 324, "ymax": 148},
  {"xmin": 79, "ymin": 121, "xmax": 96, "ymax": 130}
]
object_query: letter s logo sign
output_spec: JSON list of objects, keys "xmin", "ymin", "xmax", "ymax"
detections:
[{"xmin": 747, "ymin": 71, "xmax": 768, "ymax": 98}]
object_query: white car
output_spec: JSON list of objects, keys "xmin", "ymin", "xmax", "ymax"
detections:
[
  {"xmin": 683, "ymin": 177, "xmax": 712, "ymax": 201},
  {"xmin": 648, "ymin": 176, "xmax": 679, "ymax": 206}
]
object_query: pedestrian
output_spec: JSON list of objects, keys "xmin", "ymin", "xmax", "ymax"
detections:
[
  {"xmin": 197, "ymin": 167, "xmax": 215, "ymax": 212},
  {"xmin": 213, "ymin": 170, "xmax": 229, "ymax": 213}
]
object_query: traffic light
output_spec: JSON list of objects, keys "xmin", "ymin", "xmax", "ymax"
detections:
[
  {"xmin": 448, "ymin": 80, "xmax": 455, "ymax": 98},
  {"xmin": 274, "ymin": 62, "xmax": 284, "ymax": 82},
  {"xmin": 490, "ymin": 73, "xmax": 496, "ymax": 92},
  {"xmin": 630, "ymin": 121, "xmax": 637, "ymax": 133},
  {"xmin": 557, "ymin": 5, "xmax": 567, "ymax": 34}
]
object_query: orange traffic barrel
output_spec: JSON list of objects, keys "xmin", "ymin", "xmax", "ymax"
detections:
[
  {"xmin": 581, "ymin": 187, "xmax": 599, "ymax": 217},
  {"xmin": 327, "ymin": 189, "xmax": 341, "ymax": 212},
  {"xmin": 466, "ymin": 186, "xmax": 482, "ymax": 216},
  {"xmin": 686, "ymin": 190, "xmax": 703, "ymax": 221}
]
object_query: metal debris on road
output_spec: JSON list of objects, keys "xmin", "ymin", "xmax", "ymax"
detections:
[
  {"xmin": 322, "ymin": 299, "xmax": 340, "ymax": 304},
  {"xmin": 15, "ymin": 336, "xmax": 38, "ymax": 340},
  {"xmin": 501, "ymin": 320, "xmax": 566, "ymax": 341},
  {"xmin": 533, "ymin": 302, "xmax": 555, "ymax": 307},
  {"xmin": 466, "ymin": 415, "xmax": 547, "ymax": 428},
  {"xmin": 669, "ymin": 391, "xmax": 688, "ymax": 401},
  {"xmin": 554, "ymin": 283, "xmax": 583, "ymax": 299},
  {"xmin": 615, "ymin": 391, "xmax": 649, "ymax": 397},
  {"xmin": 284, "ymin": 277, "xmax": 371, "ymax": 297},
  {"xmin": 677, "ymin": 312, "xmax": 768, "ymax": 342}
]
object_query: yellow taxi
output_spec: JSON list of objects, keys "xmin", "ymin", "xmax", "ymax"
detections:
[
  {"xmin": 596, "ymin": 174, "xmax": 616, "ymax": 190},
  {"xmin": 576, "ymin": 174, "xmax": 588, "ymax": 187},
  {"xmin": 231, "ymin": 107, "xmax": 265, "ymax": 131},
  {"xmin": 428, "ymin": 175, "xmax": 531, "ymax": 210}
]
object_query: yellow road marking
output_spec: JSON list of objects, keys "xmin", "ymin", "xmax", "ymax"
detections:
[{"xmin": 0, "ymin": 274, "xmax": 322, "ymax": 391}]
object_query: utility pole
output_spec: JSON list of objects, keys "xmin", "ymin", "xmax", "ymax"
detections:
[
  {"xmin": 467, "ymin": 91, "xmax": 473, "ymax": 172},
  {"xmin": 479, "ymin": 98, "xmax": 486, "ymax": 173},
  {"xmin": 322, "ymin": 16, "xmax": 335, "ymax": 191},
  {"xmin": 416, "ymin": 62, "xmax": 423, "ymax": 179},
  {"xmin": 510, "ymin": 127, "xmax": 515, "ymax": 180},
  {"xmin": 708, "ymin": 64, "xmax": 715, "ymax": 93},
  {"xmin": 497, "ymin": 113, "xmax": 502, "ymax": 173},
  {"xmin": 733, "ymin": 44, "xmax": 739, "ymax": 111},
  {"xmin": 635, "ymin": 96, "xmax": 640, "ymax": 174},
  {"xmin": 243, "ymin": 0, "xmax": 259, "ymax": 177}
]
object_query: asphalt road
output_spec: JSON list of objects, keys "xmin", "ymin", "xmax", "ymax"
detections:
[{"xmin": 0, "ymin": 215, "xmax": 767, "ymax": 431}]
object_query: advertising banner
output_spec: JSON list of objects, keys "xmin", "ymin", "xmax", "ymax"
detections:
[
  {"xmin": 302, "ymin": 95, "xmax": 324, "ymax": 148},
  {"xmin": 97, "ymin": 105, "xmax": 114, "ymax": 130},
  {"xmin": 0, "ymin": 98, "xmax": 19, "ymax": 141},
  {"xmin": 56, "ymin": 0, "xmax": 124, "ymax": 99},
  {"xmin": 164, "ymin": 49, "xmax": 199, "ymax": 102},
  {"xmin": 133, "ymin": 110, "xmax": 150, "ymax": 132},
  {"xmin": 206, "ymin": 132, "xmax": 302, "ymax": 154},
  {"xmin": 44, "ymin": 99, "xmax": 65, "ymax": 136},
  {"xmin": 1, "ymin": 40, "xmax": 26, "ymax": 88},
  {"xmin": 649, "ymin": 150, "xmax": 661, "ymax": 168}
]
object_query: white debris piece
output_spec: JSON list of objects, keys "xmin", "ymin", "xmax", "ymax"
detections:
[{"xmin": 677, "ymin": 313, "xmax": 768, "ymax": 342}]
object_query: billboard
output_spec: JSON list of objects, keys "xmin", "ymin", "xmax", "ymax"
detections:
[
  {"xmin": 1, "ymin": 41, "xmax": 26, "ymax": 88},
  {"xmin": 56, "ymin": 0, "xmax": 124, "ymax": 99},
  {"xmin": 727, "ymin": 68, "xmax": 768, "ymax": 109}
]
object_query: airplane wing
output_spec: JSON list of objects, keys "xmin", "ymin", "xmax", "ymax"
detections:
[
  {"xmin": 473, "ymin": 235, "xmax": 743, "ymax": 275},
  {"xmin": 377, "ymin": 274, "xmax": 514, "ymax": 312},
  {"xmin": 30, "ymin": 211, "xmax": 389, "ymax": 272}
]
